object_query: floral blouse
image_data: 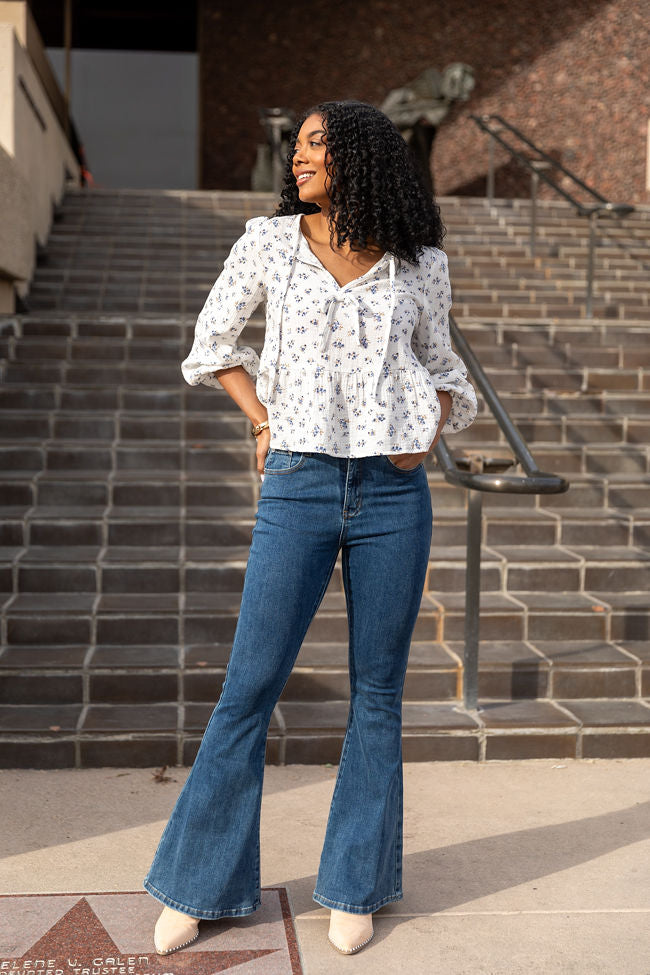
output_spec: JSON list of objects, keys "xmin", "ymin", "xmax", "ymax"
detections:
[{"xmin": 181, "ymin": 214, "xmax": 477, "ymax": 456}]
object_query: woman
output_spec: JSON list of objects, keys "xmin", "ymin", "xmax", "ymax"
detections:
[{"xmin": 144, "ymin": 99, "xmax": 477, "ymax": 957}]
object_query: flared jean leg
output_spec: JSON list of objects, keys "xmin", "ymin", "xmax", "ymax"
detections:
[
  {"xmin": 143, "ymin": 478, "xmax": 341, "ymax": 920},
  {"xmin": 144, "ymin": 450, "xmax": 434, "ymax": 919},
  {"xmin": 313, "ymin": 464, "xmax": 433, "ymax": 913}
]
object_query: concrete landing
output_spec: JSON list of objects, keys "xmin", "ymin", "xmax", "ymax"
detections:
[{"xmin": 1, "ymin": 759, "xmax": 649, "ymax": 974}]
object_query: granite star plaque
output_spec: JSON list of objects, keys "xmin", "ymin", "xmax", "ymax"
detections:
[{"xmin": 0, "ymin": 889, "xmax": 302, "ymax": 974}]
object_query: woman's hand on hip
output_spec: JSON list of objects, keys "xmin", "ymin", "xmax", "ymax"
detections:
[
  {"xmin": 387, "ymin": 448, "xmax": 429, "ymax": 470},
  {"xmin": 429, "ymin": 390, "xmax": 453, "ymax": 450},
  {"xmin": 255, "ymin": 426, "xmax": 271, "ymax": 474}
]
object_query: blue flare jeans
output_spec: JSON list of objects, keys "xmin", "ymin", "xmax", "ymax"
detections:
[{"xmin": 143, "ymin": 448, "xmax": 433, "ymax": 918}]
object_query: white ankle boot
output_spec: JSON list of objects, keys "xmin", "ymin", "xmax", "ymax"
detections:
[
  {"xmin": 328, "ymin": 907, "xmax": 374, "ymax": 954},
  {"xmin": 154, "ymin": 905, "xmax": 200, "ymax": 955}
]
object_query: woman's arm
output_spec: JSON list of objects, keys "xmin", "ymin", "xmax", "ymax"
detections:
[
  {"xmin": 181, "ymin": 218, "xmax": 266, "ymax": 389},
  {"xmin": 411, "ymin": 249, "xmax": 478, "ymax": 436},
  {"xmin": 214, "ymin": 365, "xmax": 270, "ymax": 474},
  {"xmin": 181, "ymin": 217, "xmax": 271, "ymax": 474}
]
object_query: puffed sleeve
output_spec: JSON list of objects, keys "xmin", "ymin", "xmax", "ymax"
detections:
[
  {"xmin": 181, "ymin": 216, "xmax": 267, "ymax": 388},
  {"xmin": 411, "ymin": 248, "xmax": 478, "ymax": 434}
]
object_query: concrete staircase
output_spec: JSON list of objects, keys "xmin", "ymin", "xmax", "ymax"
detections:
[{"xmin": 1, "ymin": 189, "xmax": 649, "ymax": 768}]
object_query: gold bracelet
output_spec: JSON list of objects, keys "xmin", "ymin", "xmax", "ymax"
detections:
[{"xmin": 251, "ymin": 420, "xmax": 270, "ymax": 438}]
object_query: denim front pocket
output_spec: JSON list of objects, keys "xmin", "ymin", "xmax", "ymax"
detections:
[
  {"xmin": 384, "ymin": 454, "xmax": 424, "ymax": 474},
  {"xmin": 263, "ymin": 448, "xmax": 306, "ymax": 474}
]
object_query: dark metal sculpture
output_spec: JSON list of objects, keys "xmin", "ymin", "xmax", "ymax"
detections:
[{"xmin": 381, "ymin": 63, "xmax": 475, "ymax": 194}]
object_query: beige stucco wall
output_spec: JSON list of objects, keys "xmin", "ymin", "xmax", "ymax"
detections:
[
  {"xmin": 0, "ymin": 1, "xmax": 27, "ymax": 44},
  {"xmin": 0, "ymin": 142, "xmax": 31, "ymax": 280},
  {"xmin": 0, "ymin": 7, "xmax": 80, "ymax": 309}
]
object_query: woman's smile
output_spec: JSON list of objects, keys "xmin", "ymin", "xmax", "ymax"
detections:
[{"xmin": 292, "ymin": 113, "xmax": 330, "ymax": 207}]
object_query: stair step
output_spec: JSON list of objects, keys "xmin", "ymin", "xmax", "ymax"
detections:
[
  {"xmin": 1, "ymin": 694, "xmax": 649, "ymax": 767},
  {"xmin": 2, "ymin": 190, "xmax": 649, "ymax": 767},
  {"xmin": 2, "ymin": 588, "xmax": 649, "ymax": 643}
]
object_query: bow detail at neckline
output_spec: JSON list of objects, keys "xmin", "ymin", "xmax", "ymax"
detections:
[
  {"xmin": 267, "ymin": 217, "xmax": 397, "ymax": 401},
  {"xmin": 318, "ymin": 257, "xmax": 397, "ymax": 397},
  {"xmin": 319, "ymin": 291, "xmax": 378, "ymax": 352}
]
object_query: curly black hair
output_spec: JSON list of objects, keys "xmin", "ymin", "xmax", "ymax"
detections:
[{"xmin": 274, "ymin": 100, "xmax": 446, "ymax": 264}]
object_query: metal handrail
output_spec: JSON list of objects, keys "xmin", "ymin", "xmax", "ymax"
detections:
[
  {"xmin": 433, "ymin": 314, "xmax": 569, "ymax": 710},
  {"xmin": 470, "ymin": 113, "xmax": 635, "ymax": 317}
]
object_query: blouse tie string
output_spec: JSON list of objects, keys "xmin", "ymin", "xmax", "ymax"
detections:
[
  {"xmin": 371, "ymin": 254, "xmax": 396, "ymax": 398},
  {"xmin": 319, "ymin": 290, "xmax": 363, "ymax": 353},
  {"xmin": 319, "ymin": 257, "xmax": 396, "ymax": 394},
  {"xmin": 271, "ymin": 225, "xmax": 396, "ymax": 404}
]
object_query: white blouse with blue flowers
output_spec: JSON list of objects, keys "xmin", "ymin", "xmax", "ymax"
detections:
[{"xmin": 181, "ymin": 213, "xmax": 477, "ymax": 456}]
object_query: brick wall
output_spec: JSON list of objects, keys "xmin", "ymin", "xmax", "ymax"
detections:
[{"xmin": 200, "ymin": 0, "xmax": 649, "ymax": 204}]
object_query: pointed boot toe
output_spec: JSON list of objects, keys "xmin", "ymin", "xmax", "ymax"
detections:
[
  {"xmin": 154, "ymin": 905, "xmax": 200, "ymax": 955},
  {"xmin": 328, "ymin": 908, "xmax": 374, "ymax": 954}
]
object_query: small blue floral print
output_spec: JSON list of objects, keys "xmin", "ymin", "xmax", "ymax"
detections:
[{"xmin": 181, "ymin": 214, "xmax": 477, "ymax": 457}]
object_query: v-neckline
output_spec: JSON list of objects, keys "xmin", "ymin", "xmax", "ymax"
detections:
[{"xmin": 297, "ymin": 215, "xmax": 388, "ymax": 290}]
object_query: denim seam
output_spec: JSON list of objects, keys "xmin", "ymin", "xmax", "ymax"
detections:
[
  {"xmin": 394, "ymin": 659, "xmax": 409, "ymax": 896},
  {"xmin": 316, "ymin": 547, "xmax": 406, "ymax": 909},
  {"xmin": 318, "ymin": 553, "xmax": 355, "ymax": 822},
  {"xmin": 312, "ymin": 550, "xmax": 357, "ymax": 905},
  {"xmin": 329, "ymin": 697, "xmax": 354, "ymax": 808},
  {"xmin": 331, "ymin": 548, "xmax": 357, "ymax": 811},
  {"xmin": 312, "ymin": 704, "xmax": 355, "ymax": 904},
  {"xmin": 395, "ymin": 757, "xmax": 402, "ymax": 894},
  {"xmin": 343, "ymin": 545, "xmax": 357, "ymax": 697},
  {"xmin": 252, "ymin": 717, "xmax": 265, "ymax": 899}
]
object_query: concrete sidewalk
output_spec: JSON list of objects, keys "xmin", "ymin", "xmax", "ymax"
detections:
[{"xmin": 1, "ymin": 759, "xmax": 649, "ymax": 974}]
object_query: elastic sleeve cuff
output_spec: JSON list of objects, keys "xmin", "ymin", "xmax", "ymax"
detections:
[
  {"xmin": 181, "ymin": 345, "xmax": 260, "ymax": 388},
  {"xmin": 434, "ymin": 381, "xmax": 478, "ymax": 435}
]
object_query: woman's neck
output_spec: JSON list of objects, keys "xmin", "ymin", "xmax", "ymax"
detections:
[
  {"xmin": 300, "ymin": 210, "xmax": 383, "ymax": 259},
  {"xmin": 301, "ymin": 209, "xmax": 334, "ymax": 246}
]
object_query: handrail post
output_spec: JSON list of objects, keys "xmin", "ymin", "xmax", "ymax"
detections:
[
  {"xmin": 530, "ymin": 167, "xmax": 539, "ymax": 257},
  {"xmin": 440, "ymin": 315, "xmax": 571, "ymax": 714},
  {"xmin": 586, "ymin": 209, "xmax": 598, "ymax": 319},
  {"xmin": 529, "ymin": 160, "xmax": 552, "ymax": 259},
  {"xmin": 471, "ymin": 116, "xmax": 634, "ymax": 300},
  {"xmin": 463, "ymin": 466, "xmax": 483, "ymax": 711},
  {"xmin": 487, "ymin": 131, "xmax": 495, "ymax": 204}
]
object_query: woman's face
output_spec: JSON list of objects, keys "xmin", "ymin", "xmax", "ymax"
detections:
[{"xmin": 291, "ymin": 113, "xmax": 331, "ymax": 208}]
